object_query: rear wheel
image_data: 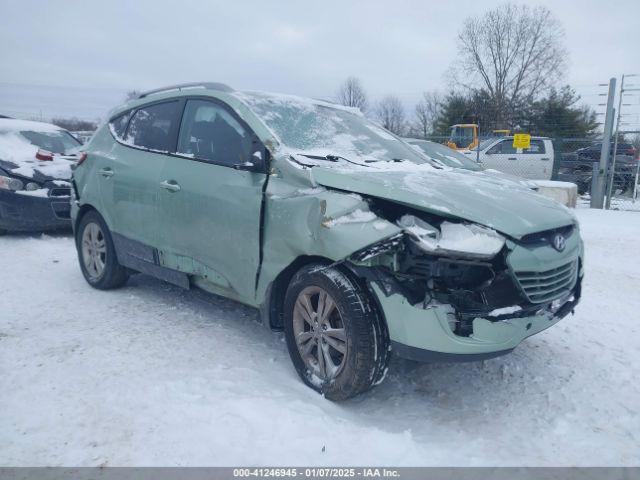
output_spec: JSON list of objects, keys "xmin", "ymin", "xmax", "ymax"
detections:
[
  {"xmin": 76, "ymin": 210, "xmax": 129, "ymax": 289},
  {"xmin": 283, "ymin": 264, "xmax": 389, "ymax": 401}
]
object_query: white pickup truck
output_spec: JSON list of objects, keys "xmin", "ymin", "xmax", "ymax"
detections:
[{"xmin": 462, "ymin": 136, "xmax": 554, "ymax": 180}]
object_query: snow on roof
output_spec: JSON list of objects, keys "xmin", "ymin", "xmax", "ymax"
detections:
[
  {"xmin": 0, "ymin": 119, "xmax": 63, "ymax": 133},
  {"xmin": 234, "ymin": 90, "xmax": 363, "ymax": 116}
]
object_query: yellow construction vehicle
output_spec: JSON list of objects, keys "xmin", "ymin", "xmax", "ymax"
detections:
[
  {"xmin": 492, "ymin": 129, "xmax": 510, "ymax": 137},
  {"xmin": 446, "ymin": 124, "xmax": 511, "ymax": 150},
  {"xmin": 446, "ymin": 124, "xmax": 478, "ymax": 150}
]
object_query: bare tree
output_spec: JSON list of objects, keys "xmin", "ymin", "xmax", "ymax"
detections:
[
  {"xmin": 412, "ymin": 91, "xmax": 441, "ymax": 138},
  {"xmin": 376, "ymin": 95, "xmax": 406, "ymax": 136},
  {"xmin": 452, "ymin": 4, "xmax": 566, "ymax": 126},
  {"xmin": 336, "ymin": 77, "xmax": 368, "ymax": 112}
]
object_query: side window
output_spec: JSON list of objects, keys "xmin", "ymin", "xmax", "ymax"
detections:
[
  {"xmin": 523, "ymin": 139, "xmax": 546, "ymax": 154},
  {"xmin": 177, "ymin": 99, "xmax": 254, "ymax": 167},
  {"xmin": 108, "ymin": 111, "xmax": 131, "ymax": 141},
  {"xmin": 125, "ymin": 101, "xmax": 180, "ymax": 152},
  {"xmin": 488, "ymin": 140, "xmax": 517, "ymax": 154}
]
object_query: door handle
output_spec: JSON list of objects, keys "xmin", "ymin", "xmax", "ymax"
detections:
[
  {"xmin": 160, "ymin": 180, "xmax": 181, "ymax": 192},
  {"xmin": 541, "ymin": 157, "xmax": 550, "ymax": 161},
  {"xmin": 98, "ymin": 168, "xmax": 114, "ymax": 178},
  {"xmin": 508, "ymin": 157, "xmax": 517, "ymax": 160}
]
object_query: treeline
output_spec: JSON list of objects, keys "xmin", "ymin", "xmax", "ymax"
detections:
[
  {"xmin": 335, "ymin": 3, "xmax": 600, "ymax": 140},
  {"xmin": 50, "ymin": 117, "xmax": 98, "ymax": 132}
]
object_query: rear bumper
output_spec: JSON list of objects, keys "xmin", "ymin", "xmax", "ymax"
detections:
[{"xmin": 0, "ymin": 189, "xmax": 71, "ymax": 232}]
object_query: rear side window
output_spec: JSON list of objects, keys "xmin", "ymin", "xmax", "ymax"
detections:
[
  {"xmin": 523, "ymin": 139, "xmax": 546, "ymax": 154},
  {"xmin": 109, "ymin": 111, "xmax": 131, "ymax": 141},
  {"xmin": 125, "ymin": 101, "xmax": 180, "ymax": 152},
  {"xmin": 176, "ymin": 99, "xmax": 254, "ymax": 167}
]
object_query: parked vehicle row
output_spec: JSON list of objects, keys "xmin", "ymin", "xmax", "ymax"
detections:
[
  {"xmin": 68, "ymin": 83, "xmax": 584, "ymax": 400},
  {"xmin": 0, "ymin": 119, "xmax": 81, "ymax": 234},
  {"xmin": 558, "ymin": 143, "xmax": 639, "ymax": 194},
  {"xmin": 405, "ymin": 138, "xmax": 538, "ymax": 189}
]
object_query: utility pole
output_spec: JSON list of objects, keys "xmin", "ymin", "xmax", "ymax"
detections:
[{"xmin": 591, "ymin": 78, "xmax": 616, "ymax": 208}]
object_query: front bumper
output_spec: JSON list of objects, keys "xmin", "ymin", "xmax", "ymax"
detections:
[
  {"xmin": 368, "ymin": 230, "xmax": 584, "ymax": 362},
  {"xmin": 0, "ymin": 188, "xmax": 71, "ymax": 232},
  {"xmin": 374, "ymin": 278, "xmax": 581, "ymax": 362}
]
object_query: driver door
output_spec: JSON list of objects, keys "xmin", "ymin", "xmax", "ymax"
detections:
[{"xmin": 156, "ymin": 98, "xmax": 267, "ymax": 301}]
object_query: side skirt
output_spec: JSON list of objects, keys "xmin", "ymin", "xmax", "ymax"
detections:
[{"xmin": 112, "ymin": 233, "xmax": 190, "ymax": 289}]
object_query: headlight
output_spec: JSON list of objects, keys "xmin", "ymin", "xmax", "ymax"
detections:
[
  {"xmin": 397, "ymin": 214, "xmax": 505, "ymax": 259},
  {"xmin": 0, "ymin": 175, "xmax": 24, "ymax": 191}
]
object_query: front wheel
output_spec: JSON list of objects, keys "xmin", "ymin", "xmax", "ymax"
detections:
[
  {"xmin": 76, "ymin": 210, "xmax": 129, "ymax": 289},
  {"xmin": 283, "ymin": 264, "xmax": 390, "ymax": 401}
]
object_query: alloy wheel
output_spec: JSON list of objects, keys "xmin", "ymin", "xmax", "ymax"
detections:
[
  {"xmin": 81, "ymin": 222, "xmax": 107, "ymax": 280},
  {"xmin": 293, "ymin": 286, "xmax": 347, "ymax": 381}
]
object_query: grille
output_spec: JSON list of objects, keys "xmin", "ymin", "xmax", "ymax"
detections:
[
  {"xmin": 49, "ymin": 187, "xmax": 71, "ymax": 197},
  {"xmin": 514, "ymin": 260, "xmax": 577, "ymax": 303}
]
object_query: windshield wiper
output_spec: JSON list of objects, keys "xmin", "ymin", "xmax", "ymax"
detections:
[{"xmin": 300, "ymin": 153, "xmax": 372, "ymax": 167}]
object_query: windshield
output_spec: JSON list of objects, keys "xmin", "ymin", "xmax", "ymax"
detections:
[
  {"xmin": 408, "ymin": 140, "xmax": 483, "ymax": 171},
  {"xmin": 19, "ymin": 130, "xmax": 81, "ymax": 154},
  {"xmin": 236, "ymin": 91, "xmax": 427, "ymax": 164}
]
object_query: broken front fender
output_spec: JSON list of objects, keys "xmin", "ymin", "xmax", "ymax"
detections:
[{"xmin": 255, "ymin": 175, "xmax": 401, "ymax": 304}]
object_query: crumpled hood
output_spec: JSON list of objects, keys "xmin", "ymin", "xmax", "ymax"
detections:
[{"xmin": 310, "ymin": 164, "xmax": 575, "ymax": 238}]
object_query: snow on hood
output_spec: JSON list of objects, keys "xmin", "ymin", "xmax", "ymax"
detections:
[
  {"xmin": 0, "ymin": 131, "xmax": 74, "ymax": 181},
  {"xmin": 308, "ymin": 161, "xmax": 575, "ymax": 238}
]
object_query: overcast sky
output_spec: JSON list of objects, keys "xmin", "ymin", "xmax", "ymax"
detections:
[{"xmin": 0, "ymin": 0, "xmax": 638, "ymax": 120}]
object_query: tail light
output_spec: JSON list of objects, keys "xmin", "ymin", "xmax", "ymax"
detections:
[
  {"xmin": 77, "ymin": 152, "xmax": 88, "ymax": 166},
  {"xmin": 35, "ymin": 149, "xmax": 54, "ymax": 161}
]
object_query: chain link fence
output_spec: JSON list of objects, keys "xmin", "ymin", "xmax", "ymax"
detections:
[{"xmin": 410, "ymin": 134, "xmax": 640, "ymax": 211}]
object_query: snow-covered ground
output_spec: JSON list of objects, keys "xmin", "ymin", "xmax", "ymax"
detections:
[{"xmin": 1, "ymin": 209, "xmax": 638, "ymax": 466}]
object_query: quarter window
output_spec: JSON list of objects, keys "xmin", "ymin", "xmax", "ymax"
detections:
[
  {"xmin": 177, "ymin": 99, "xmax": 253, "ymax": 167},
  {"xmin": 125, "ymin": 101, "xmax": 180, "ymax": 152},
  {"xmin": 109, "ymin": 111, "xmax": 131, "ymax": 141}
]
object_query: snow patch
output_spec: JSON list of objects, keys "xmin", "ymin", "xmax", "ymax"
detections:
[
  {"xmin": 15, "ymin": 188, "xmax": 49, "ymax": 198},
  {"xmin": 325, "ymin": 209, "xmax": 377, "ymax": 227},
  {"xmin": 487, "ymin": 306, "xmax": 523, "ymax": 317},
  {"xmin": 398, "ymin": 215, "xmax": 505, "ymax": 257}
]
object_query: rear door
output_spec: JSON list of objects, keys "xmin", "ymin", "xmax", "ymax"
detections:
[
  {"xmin": 482, "ymin": 139, "xmax": 522, "ymax": 176},
  {"xmin": 522, "ymin": 139, "xmax": 552, "ymax": 179},
  {"xmin": 100, "ymin": 100, "xmax": 181, "ymax": 248},
  {"xmin": 157, "ymin": 98, "xmax": 267, "ymax": 300}
]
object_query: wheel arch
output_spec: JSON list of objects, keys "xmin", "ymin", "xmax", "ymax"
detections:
[
  {"xmin": 73, "ymin": 204, "xmax": 99, "ymax": 239},
  {"xmin": 261, "ymin": 254, "xmax": 390, "ymax": 342}
]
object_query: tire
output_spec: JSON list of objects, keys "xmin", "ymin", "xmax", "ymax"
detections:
[
  {"xmin": 76, "ymin": 210, "xmax": 129, "ymax": 290},
  {"xmin": 283, "ymin": 263, "xmax": 390, "ymax": 401}
]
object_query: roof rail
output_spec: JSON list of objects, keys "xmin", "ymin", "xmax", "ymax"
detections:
[{"xmin": 137, "ymin": 82, "xmax": 233, "ymax": 99}]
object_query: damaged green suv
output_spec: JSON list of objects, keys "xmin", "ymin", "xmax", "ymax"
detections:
[{"xmin": 71, "ymin": 83, "xmax": 584, "ymax": 400}]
